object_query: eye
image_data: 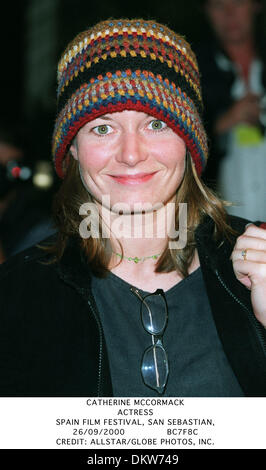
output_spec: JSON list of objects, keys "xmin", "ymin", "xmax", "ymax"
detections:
[
  {"xmin": 93, "ymin": 124, "xmax": 112, "ymax": 135},
  {"xmin": 148, "ymin": 120, "xmax": 167, "ymax": 131}
]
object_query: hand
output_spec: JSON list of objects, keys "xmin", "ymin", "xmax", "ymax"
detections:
[
  {"xmin": 231, "ymin": 224, "xmax": 266, "ymax": 327},
  {"xmin": 215, "ymin": 93, "xmax": 261, "ymax": 135}
]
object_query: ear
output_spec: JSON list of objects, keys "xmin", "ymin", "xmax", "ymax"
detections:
[{"xmin": 70, "ymin": 142, "xmax": 78, "ymax": 161}]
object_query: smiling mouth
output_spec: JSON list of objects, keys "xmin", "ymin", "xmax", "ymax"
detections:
[{"xmin": 108, "ymin": 172, "xmax": 158, "ymax": 185}]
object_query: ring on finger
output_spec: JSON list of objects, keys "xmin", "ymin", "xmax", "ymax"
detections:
[{"xmin": 241, "ymin": 249, "xmax": 248, "ymax": 261}]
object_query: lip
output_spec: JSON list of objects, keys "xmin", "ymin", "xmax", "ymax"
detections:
[{"xmin": 108, "ymin": 172, "xmax": 158, "ymax": 185}]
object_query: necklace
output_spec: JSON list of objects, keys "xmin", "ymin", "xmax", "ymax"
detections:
[{"xmin": 114, "ymin": 252, "xmax": 162, "ymax": 264}]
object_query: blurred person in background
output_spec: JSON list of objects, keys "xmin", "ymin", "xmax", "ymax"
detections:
[
  {"xmin": 196, "ymin": 0, "xmax": 266, "ymax": 220},
  {"xmin": 0, "ymin": 123, "xmax": 55, "ymax": 262},
  {"xmin": 0, "ymin": 19, "xmax": 265, "ymax": 398}
]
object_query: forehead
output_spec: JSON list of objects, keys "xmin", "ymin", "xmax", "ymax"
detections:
[{"xmin": 80, "ymin": 110, "xmax": 161, "ymax": 127}]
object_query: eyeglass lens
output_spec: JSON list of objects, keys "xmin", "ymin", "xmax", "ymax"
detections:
[
  {"xmin": 140, "ymin": 291, "xmax": 169, "ymax": 394},
  {"xmin": 141, "ymin": 341, "xmax": 169, "ymax": 393},
  {"xmin": 141, "ymin": 293, "xmax": 167, "ymax": 335}
]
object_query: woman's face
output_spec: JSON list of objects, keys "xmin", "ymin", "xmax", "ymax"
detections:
[
  {"xmin": 70, "ymin": 110, "xmax": 186, "ymax": 213},
  {"xmin": 205, "ymin": 0, "xmax": 258, "ymax": 45}
]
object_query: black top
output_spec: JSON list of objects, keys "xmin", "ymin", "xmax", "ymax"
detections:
[
  {"xmin": 0, "ymin": 215, "xmax": 265, "ymax": 397},
  {"xmin": 92, "ymin": 267, "xmax": 244, "ymax": 397}
]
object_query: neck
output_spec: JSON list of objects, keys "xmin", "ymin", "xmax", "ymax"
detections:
[
  {"xmin": 96, "ymin": 199, "xmax": 198, "ymax": 292},
  {"xmin": 224, "ymin": 36, "xmax": 256, "ymax": 82},
  {"xmin": 223, "ymin": 35, "xmax": 255, "ymax": 63},
  {"xmin": 99, "ymin": 199, "xmax": 178, "ymax": 263}
]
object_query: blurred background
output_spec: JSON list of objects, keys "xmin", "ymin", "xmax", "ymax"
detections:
[{"xmin": 0, "ymin": 0, "xmax": 265, "ymax": 262}]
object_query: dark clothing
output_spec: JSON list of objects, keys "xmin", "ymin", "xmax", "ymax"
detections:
[
  {"xmin": 0, "ymin": 215, "xmax": 266, "ymax": 397},
  {"xmin": 92, "ymin": 267, "xmax": 244, "ymax": 397},
  {"xmin": 0, "ymin": 183, "xmax": 55, "ymax": 258}
]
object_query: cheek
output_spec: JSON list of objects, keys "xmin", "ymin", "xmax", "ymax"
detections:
[
  {"xmin": 161, "ymin": 140, "xmax": 186, "ymax": 170},
  {"xmin": 173, "ymin": 156, "xmax": 186, "ymax": 183},
  {"xmin": 77, "ymin": 142, "xmax": 109, "ymax": 175}
]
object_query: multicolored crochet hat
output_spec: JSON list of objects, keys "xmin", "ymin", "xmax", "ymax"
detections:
[{"xmin": 52, "ymin": 19, "xmax": 208, "ymax": 178}]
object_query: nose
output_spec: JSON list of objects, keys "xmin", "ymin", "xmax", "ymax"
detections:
[{"xmin": 115, "ymin": 131, "xmax": 148, "ymax": 166}]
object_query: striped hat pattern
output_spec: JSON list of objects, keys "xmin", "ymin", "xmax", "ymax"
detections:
[{"xmin": 52, "ymin": 19, "xmax": 208, "ymax": 178}]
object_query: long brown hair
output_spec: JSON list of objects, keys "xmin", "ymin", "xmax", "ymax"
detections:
[{"xmin": 43, "ymin": 151, "xmax": 234, "ymax": 278}]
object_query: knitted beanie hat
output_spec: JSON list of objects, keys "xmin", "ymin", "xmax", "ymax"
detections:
[{"xmin": 52, "ymin": 19, "xmax": 208, "ymax": 179}]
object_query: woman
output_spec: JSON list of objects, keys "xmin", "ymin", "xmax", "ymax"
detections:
[
  {"xmin": 197, "ymin": 0, "xmax": 266, "ymax": 220},
  {"xmin": 0, "ymin": 19, "xmax": 266, "ymax": 397}
]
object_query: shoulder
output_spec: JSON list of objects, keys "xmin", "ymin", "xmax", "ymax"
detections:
[
  {"xmin": 196, "ymin": 214, "xmax": 250, "ymax": 243},
  {"xmin": 196, "ymin": 214, "xmax": 264, "ymax": 265},
  {"xmin": 0, "ymin": 235, "xmax": 58, "ymax": 286},
  {"xmin": 220, "ymin": 214, "xmax": 266, "ymax": 253},
  {"xmin": 226, "ymin": 214, "xmax": 250, "ymax": 235},
  {"xmin": 0, "ymin": 234, "xmax": 90, "ymax": 326},
  {"xmin": 226, "ymin": 214, "xmax": 266, "ymax": 235},
  {"xmin": 218, "ymin": 215, "xmax": 266, "ymax": 268},
  {"xmin": 0, "ymin": 233, "xmax": 92, "ymax": 301}
]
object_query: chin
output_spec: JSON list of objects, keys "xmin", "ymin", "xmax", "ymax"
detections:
[{"xmin": 110, "ymin": 201, "xmax": 163, "ymax": 215}]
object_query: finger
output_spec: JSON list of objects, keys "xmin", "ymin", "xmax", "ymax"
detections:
[
  {"xmin": 234, "ymin": 235, "xmax": 266, "ymax": 252},
  {"xmin": 233, "ymin": 259, "xmax": 266, "ymax": 281},
  {"xmin": 231, "ymin": 248, "xmax": 266, "ymax": 263},
  {"xmin": 244, "ymin": 224, "xmax": 266, "ymax": 239}
]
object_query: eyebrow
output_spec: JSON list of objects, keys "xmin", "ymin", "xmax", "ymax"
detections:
[{"xmin": 95, "ymin": 115, "xmax": 113, "ymax": 121}]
